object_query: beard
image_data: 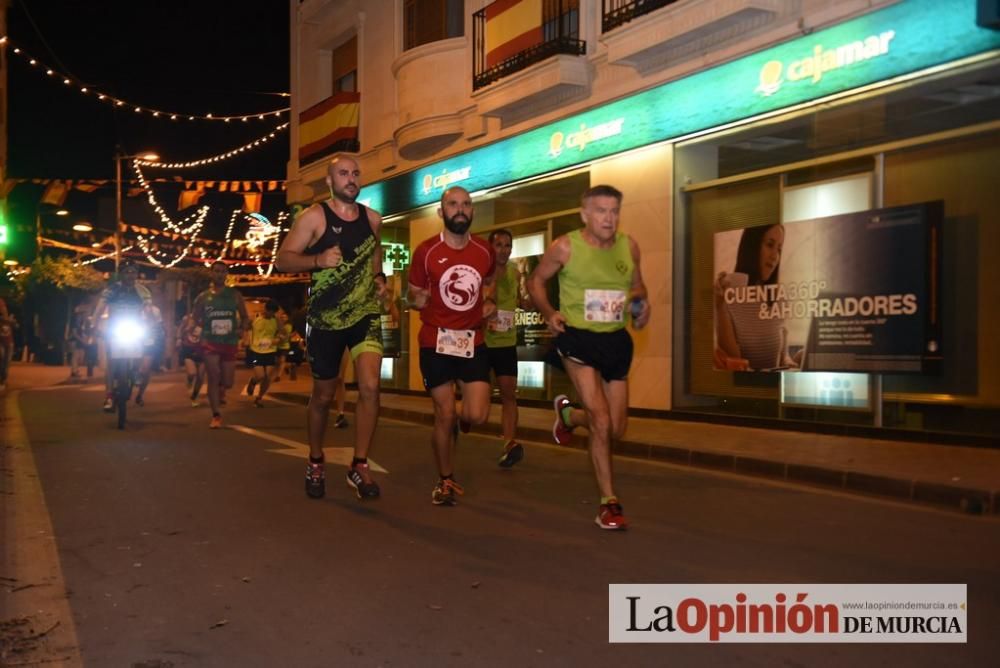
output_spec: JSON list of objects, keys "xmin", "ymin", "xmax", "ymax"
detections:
[
  {"xmin": 443, "ymin": 212, "xmax": 472, "ymax": 235},
  {"xmin": 331, "ymin": 183, "xmax": 358, "ymax": 203}
]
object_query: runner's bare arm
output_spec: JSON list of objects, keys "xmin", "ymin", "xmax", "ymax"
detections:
[
  {"xmin": 368, "ymin": 209, "xmax": 389, "ymax": 300},
  {"xmin": 235, "ymin": 292, "xmax": 251, "ymax": 334},
  {"xmin": 276, "ymin": 205, "xmax": 329, "ymax": 272},
  {"xmin": 628, "ymin": 236, "xmax": 651, "ymax": 329},
  {"xmin": 528, "ymin": 236, "xmax": 571, "ymax": 334}
]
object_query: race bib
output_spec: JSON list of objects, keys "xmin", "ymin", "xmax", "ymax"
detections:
[
  {"xmin": 257, "ymin": 337, "xmax": 273, "ymax": 349},
  {"xmin": 584, "ymin": 289, "xmax": 626, "ymax": 323},
  {"xmin": 211, "ymin": 319, "xmax": 233, "ymax": 336},
  {"xmin": 493, "ymin": 309, "xmax": 514, "ymax": 333},
  {"xmin": 436, "ymin": 327, "xmax": 475, "ymax": 358}
]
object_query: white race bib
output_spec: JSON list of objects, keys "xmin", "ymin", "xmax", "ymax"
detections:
[
  {"xmin": 257, "ymin": 337, "xmax": 273, "ymax": 349},
  {"xmin": 583, "ymin": 289, "xmax": 626, "ymax": 323},
  {"xmin": 211, "ymin": 319, "xmax": 233, "ymax": 336},
  {"xmin": 493, "ymin": 309, "xmax": 514, "ymax": 332},
  {"xmin": 436, "ymin": 327, "xmax": 475, "ymax": 358}
]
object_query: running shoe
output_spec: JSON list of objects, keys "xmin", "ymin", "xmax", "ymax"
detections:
[
  {"xmin": 552, "ymin": 394, "xmax": 575, "ymax": 445},
  {"xmin": 334, "ymin": 413, "xmax": 349, "ymax": 429},
  {"xmin": 254, "ymin": 397, "xmax": 263, "ymax": 408},
  {"xmin": 103, "ymin": 396, "xmax": 114, "ymax": 412},
  {"xmin": 135, "ymin": 395, "xmax": 144, "ymax": 407},
  {"xmin": 305, "ymin": 460, "xmax": 326, "ymax": 499},
  {"xmin": 191, "ymin": 400, "xmax": 200, "ymax": 408},
  {"xmin": 459, "ymin": 418, "xmax": 472, "ymax": 434},
  {"xmin": 431, "ymin": 478, "xmax": 465, "ymax": 506},
  {"xmin": 346, "ymin": 463, "xmax": 380, "ymax": 500},
  {"xmin": 209, "ymin": 414, "xmax": 222, "ymax": 429},
  {"xmin": 497, "ymin": 440, "xmax": 524, "ymax": 468},
  {"xmin": 595, "ymin": 501, "xmax": 627, "ymax": 530}
]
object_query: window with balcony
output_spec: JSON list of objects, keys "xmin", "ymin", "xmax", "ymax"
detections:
[
  {"xmin": 473, "ymin": 0, "xmax": 585, "ymax": 91},
  {"xmin": 404, "ymin": 0, "xmax": 465, "ymax": 51},
  {"xmin": 602, "ymin": 0, "xmax": 681, "ymax": 33},
  {"xmin": 331, "ymin": 35, "xmax": 357, "ymax": 92}
]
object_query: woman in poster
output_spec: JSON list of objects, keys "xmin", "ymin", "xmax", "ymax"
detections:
[{"xmin": 714, "ymin": 223, "xmax": 797, "ymax": 371}]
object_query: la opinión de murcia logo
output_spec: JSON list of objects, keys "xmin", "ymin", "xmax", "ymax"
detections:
[{"xmin": 609, "ymin": 584, "xmax": 966, "ymax": 643}]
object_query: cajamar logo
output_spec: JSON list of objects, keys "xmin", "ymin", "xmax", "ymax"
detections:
[{"xmin": 756, "ymin": 30, "xmax": 895, "ymax": 97}]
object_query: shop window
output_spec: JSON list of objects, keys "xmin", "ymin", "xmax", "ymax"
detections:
[{"xmin": 404, "ymin": 0, "xmax": 465, "ymax": 51}]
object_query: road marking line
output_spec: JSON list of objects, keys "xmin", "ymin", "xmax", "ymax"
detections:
[{"xmin": 228, "ymin": 424, "xmax": 388, "ymax": 473}]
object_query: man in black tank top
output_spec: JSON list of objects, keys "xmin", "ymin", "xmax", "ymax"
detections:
[{"xmin": 276, "ymin": 156, "xmax": 389, "ymax": 501}]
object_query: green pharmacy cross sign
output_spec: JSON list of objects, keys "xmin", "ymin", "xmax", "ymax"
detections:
[{"xmin": 382, "ymin": 241, "xmax": 410, "ymax": 270}]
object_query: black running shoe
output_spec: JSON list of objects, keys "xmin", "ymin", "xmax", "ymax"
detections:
[
  {"xmin": 346, "ymin": 463, "xmax": 380, "ymax": 499},
  {"xmin": 334, "ymin": 413, "xmax": 349, "ymax": 429},
  {"xmin": 305, "ymin": 461, "xmax": 325, "ymax": 499},
  {"xmin": 497, "ymin": 441, "xmax": 524, "ymax": 468},
  {"xmin": 431, "ymin": 478, "xmax": 464, "ymax": 506}
]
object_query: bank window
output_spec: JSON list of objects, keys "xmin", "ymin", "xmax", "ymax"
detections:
[{"xmin": 404, "ymin": 0, "xmax": 464, "ymax": 51}]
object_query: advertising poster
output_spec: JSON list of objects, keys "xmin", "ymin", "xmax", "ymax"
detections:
[
  {"xmin": 380, "ymin": 273, "xmax": 403, "ymax": 358},
  {"xmin": 712, "ymin": 202, "xmax": 942, "ymax": 374},
  {"xmin": 512, "ymin": 255, "xmax": 555, "ymax": 358}
]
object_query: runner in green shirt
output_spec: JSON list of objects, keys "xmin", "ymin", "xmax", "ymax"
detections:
[
  {"xmin": 528, "ymin": 185, "xmax": 650, "ymax": 531},
  {"xmin": 484, "ymin": 228, "xmax": 533, "ymax": 468},
  {"xmin": 193, "ymin": 260, "xmax": 250, "ymax": 429}
]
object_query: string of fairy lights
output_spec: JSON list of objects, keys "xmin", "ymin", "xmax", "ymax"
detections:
[
  {"xmin": 1, "ymin": 36, "xmax": 289, "ymax": 122},
  {"xmin": 135, "ymin": 122, "xmax": 290, "ymax": 169},
  {"xmin": 2, "ymin": 34, "xmax": 295, "ymax": 272}
]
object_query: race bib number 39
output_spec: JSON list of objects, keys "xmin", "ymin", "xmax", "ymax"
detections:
[
  {"xmin": 584, "ymin": 289, "xmax": 626, "ymax": 323},
  {"xmin": 436, "ymin": 328, "xmax": 475, "ymax": 358}
]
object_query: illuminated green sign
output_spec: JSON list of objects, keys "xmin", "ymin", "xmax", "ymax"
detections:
[
  {"xmin": 0, "ymin": 224, "xmax": 7, "ymax": 245},
  {"xmin": 382, "ymin": 241, "xmax": 410, "ymax": 270},
  {"xmin": 359, "ymin": 0, "xmax": 999, "ymax": 215}
]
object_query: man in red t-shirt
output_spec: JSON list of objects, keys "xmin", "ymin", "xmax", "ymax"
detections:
[{"xmin": 409, "ymin": 186, "xmax": 497, "ymax": 506}]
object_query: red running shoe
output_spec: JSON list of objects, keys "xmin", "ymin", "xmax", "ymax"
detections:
[
  {"xmin": 552, "ymin": 395, "xmax": 575, "ymax": 445},
  {"xmin": 595, "ymin": 501, "xmax": 627, "ymax": 530}
]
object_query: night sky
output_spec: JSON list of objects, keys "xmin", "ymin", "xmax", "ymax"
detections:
[
  {"xmin": 6, "ymin": 0, "xmax": 290, "ymax": 181},
  {"xmin": 3, "ymin": 0, "xmax": 292, "ymax": 262}
]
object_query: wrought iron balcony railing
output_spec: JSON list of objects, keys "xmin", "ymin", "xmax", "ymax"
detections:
[
  {"xmin": 473, "ymin": 0, "xmax": 585, "ymax": 91},
  {"xmin": 602, "ymin": 0, "xmax": 681, "ymax": 33}
]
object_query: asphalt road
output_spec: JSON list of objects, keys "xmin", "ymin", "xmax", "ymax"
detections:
[{"xmin": 6, "ymin": 374, "xmax": 1000, "ymax": 666}]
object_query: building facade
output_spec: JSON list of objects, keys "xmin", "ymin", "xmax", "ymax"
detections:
[{"xmin": 287, "ymin": 0, "xmax": 1000, "ymax": 439}]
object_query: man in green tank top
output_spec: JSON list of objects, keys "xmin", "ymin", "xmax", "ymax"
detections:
[
  {"xmin": 193, "ymin": 260, "xmax": 251, "ymax": 429},
  {"xmin": 528, "ymin": 185, "xmax": 650, "ymax": 531},
  {"xmin": 484, "ymin": 228, "xmax": 533, "ymax": 468}
]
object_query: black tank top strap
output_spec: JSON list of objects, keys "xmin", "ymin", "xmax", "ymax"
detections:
[{"xmin": 309, "ymin": 202, "xmax": 370, "ymax": 257}]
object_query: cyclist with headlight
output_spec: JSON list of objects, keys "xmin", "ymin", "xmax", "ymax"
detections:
[{"xmin": 91, "ymin": 261, "xmax": 154, "ymax": 412}]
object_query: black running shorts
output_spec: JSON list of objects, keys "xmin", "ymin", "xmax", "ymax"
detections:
[
  {"xmin": 486, "ymin": 345, "xmax": 518, "ymax": 379},
  {"xmin": 420, "ymin": 345, "xmax": 491, "ymax": 390},
  {"xmin": 554, "ymin": 326, "xmax": 633, "ymax": 382},
  {"xmin": 307, "ymin": 315, "xmax": 382, "ymax": 380}
]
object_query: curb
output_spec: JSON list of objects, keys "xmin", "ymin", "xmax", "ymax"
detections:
[{"xmin": 271, "ymin": 392, "xmax": 998, "ymax": 516}]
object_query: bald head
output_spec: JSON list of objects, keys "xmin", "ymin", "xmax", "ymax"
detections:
[
  {"xmin": 326, "ymin": 156, "xmax": 361, "ymax": 204},
  {"xmin": 439, "ymin": 186, "xmax": 474, "ymax": 235}
]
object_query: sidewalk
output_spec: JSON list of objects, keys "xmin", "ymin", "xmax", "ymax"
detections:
[{"xmin": 5, "ymin": 361, "xmax": 1000, "ymax": 515}]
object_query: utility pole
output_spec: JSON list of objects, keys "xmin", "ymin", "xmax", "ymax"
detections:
[{"xmin": 0, "ymin": 0, "xmax": 11, "ymax": 265}]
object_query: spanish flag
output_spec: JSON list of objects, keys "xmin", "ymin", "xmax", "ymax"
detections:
[
  {"xmin": 298, "ymin": 91, "xmax": 360, "ymax": 165},
  {"xmin": 485, "ymin": 0, "xmax": 543, "ymax": 70}
]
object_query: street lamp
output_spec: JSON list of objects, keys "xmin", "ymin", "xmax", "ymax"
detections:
[{"xmin": 114, "ymin": 149, "xmax": 159, "ymax": 270}]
